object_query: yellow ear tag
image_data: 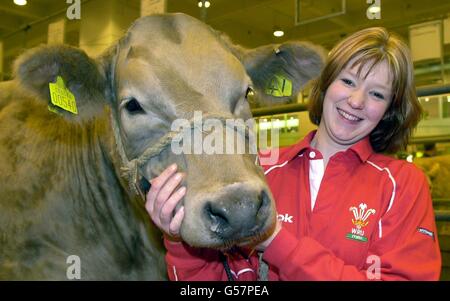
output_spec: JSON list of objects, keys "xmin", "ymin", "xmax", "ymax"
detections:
[
  {"xmin": 265, "ymin": 74, "xmax": 293, "ymax": 97},
  {"xmin": 49, "ymin": 76, "xmax": 78, "ymax": 114}
]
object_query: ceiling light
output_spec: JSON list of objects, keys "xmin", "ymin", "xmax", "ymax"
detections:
[
  {"xmin": 14, "ymin": 0, "xmax": 27, "ymax": 5},
  {"xmin": 198, "ymin": 1, "xmax": 211, "ymax": 8},
  {"xmin": 273, "ymin": 28, "xmax": 284, "ymax": 37}
]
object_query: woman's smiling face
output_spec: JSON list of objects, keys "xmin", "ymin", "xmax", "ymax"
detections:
[{"xmin": 320, "ymin": 59, "xmax": 393, "ymax": 148}]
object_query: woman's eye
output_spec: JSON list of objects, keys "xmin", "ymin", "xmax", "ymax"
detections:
[
  {"xmin": 341, "ymin": 78, "xmax": 354, "ymax": 86},
  {"xmin": 371, "ymin": 91, "xmax": 385, "ymax": 100},
  {"xmin": 125, "ymin": 98, "xmax": 144, "ymax": 113}
]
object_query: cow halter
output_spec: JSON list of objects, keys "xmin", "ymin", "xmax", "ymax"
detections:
[{"xmin": 118, "ymin": 112, "xmax": 255, "ymax": 201}]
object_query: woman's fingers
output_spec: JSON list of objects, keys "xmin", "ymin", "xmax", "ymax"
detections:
[
  {"xmin": 159, "ymin": 186, "xmax": 186, "ymax": 226},
  {"xmin": 169, "ymin": 206, "xmax": 185, "ymax": 236},
  {"xmin": 146, "ymin": 164, "xmax": 177, "ymax": 216},
  {"xmin": 145, "ymin": 163, "xmax": 187, "ymax": 238},
  {"xmin": 153, "ymin": 172, "xmax": 184, "ymax": 216}
]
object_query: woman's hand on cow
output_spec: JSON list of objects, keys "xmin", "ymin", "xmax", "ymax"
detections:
[{"xmin": 145, "ymin": 164, "xmax": 186, "ymax": 241}]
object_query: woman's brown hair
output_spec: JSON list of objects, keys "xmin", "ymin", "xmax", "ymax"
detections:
[{"xmin": 309, "ymin": 27, "xmax": 422, "ymax": 153}]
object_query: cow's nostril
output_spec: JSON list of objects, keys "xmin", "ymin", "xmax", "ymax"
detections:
[
  {"xmin": 203, "ymin": 187, "xmax": 273, "ymax": 241},
  {"xmin": 256, "ymin": 190, "xmax": 271, "ymax": 222},
  {"xmin": 205, "ymin": 202, "xmax": 231, "ymax": 234}
]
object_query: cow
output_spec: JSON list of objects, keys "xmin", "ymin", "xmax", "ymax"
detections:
[{"xmin": 0, "ymin": 13, "xmax": 324, "ymax": 280}]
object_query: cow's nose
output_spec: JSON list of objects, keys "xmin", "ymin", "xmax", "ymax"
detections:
[{"xmin": 204, "ymin": 188, "xmax": 272, "ymax": 240}]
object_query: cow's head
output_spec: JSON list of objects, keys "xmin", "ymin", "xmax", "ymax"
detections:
[{"xmin": 14, "ymin": 13, "xmax": 324, "ymax": 249}]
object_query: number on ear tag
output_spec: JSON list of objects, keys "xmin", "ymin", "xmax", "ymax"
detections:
[{"xmin": 49, "ymin": 76, "xmax": 78, "ymax": 114}]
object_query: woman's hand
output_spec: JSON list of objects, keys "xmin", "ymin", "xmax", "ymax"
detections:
[{"xmin": 145, "ymin": 164, "xmax": 186, "ymax": 240}]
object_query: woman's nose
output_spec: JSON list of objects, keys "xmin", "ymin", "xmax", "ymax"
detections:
[{"xmin": 347, "ymin": 89, "xmax": 365, "ymax": 109}]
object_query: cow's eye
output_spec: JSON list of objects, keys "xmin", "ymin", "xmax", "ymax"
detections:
[{"xmin": 125, "ymin": 98, "xmax": 144, "ymax": 113}]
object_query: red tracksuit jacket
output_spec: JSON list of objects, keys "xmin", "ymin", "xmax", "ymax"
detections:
[{"xmin": 164, "ymin": 131, "xmax": 442, "ymax": 280}]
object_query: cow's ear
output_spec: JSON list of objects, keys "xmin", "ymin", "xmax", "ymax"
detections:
[
  {"xmin": 13, "ymin": 44, "xmax": 106, "ymax": 121},
  {"xmin": 241, "ymin": 41, "xmax": 326, "ymax": 107}
]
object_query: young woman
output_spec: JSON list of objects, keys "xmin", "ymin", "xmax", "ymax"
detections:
[{"xmin": 145, "ymin": 27, "xmax": 441, "ymax": 280}]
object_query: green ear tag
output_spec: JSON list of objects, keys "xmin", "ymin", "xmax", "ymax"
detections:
[
  {"xmin": 265, "ymin": 74, "xmax": 293, "ymax": 97},
  {"xmin": 49, "ymin": 76, "xmax": 78, "ymax": 114}
]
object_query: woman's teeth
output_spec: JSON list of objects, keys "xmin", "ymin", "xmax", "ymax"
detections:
[{"xmin": 337, "ymin": 108, "xmax": 362, "ymax": 122}]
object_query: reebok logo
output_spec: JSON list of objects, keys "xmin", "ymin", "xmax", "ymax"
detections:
[
  {"xmin": 417, "ymin": 227, "xmax": 435, "ymax": 240},
  {"xmin": 277, "ymin": 213, "xmax": 293, "ymax": 223}
]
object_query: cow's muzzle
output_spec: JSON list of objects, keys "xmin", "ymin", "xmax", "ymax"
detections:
[{"xmin": 203, "ymin": 184, "xmax": 273, "ymax": 245}]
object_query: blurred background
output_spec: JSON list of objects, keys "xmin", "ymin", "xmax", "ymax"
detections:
[{"xmin": 1, "ymin": 0, "xmax": 450, "ymax": 279}]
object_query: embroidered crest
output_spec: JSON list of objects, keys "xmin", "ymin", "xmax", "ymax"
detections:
[{"xmin": 346, "ymin": 203, "xmax": 376, "ymax": 242}]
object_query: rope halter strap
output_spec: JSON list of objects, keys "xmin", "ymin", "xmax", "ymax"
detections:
[{"xmin": 120, "ymin": 113, "xmax": 255, "ymax": 201}]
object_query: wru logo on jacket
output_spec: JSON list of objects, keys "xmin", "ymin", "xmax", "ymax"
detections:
[{"xmin": 346, "ymin": 203, "xmax": 376, "ymax": 242}]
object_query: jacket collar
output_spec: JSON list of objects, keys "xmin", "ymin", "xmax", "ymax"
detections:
[{"xmin": 349, "ymin": 135, "xmax": 373, "ymax": 162}]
